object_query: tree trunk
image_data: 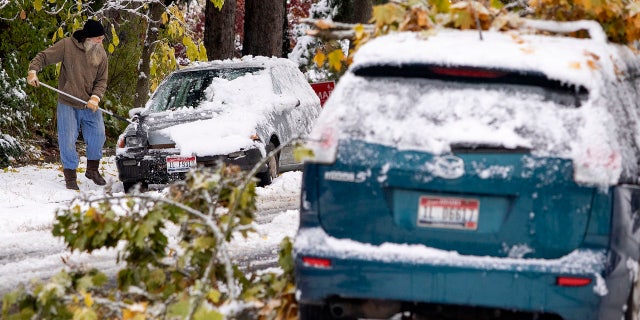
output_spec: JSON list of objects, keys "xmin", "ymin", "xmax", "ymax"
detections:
[
  {"xmin": 133, "ymin": 3, "xmax": 163, "ymax": 109},
  {"xmin": 204, "ymin": 0, "xmax": 236, "ymax": 60},
  {"xmin": 332, "ymin": 0, "xmax": 373, "ymax": 23},
  {"xmin": 351, "ymin": 0, "xmax": 373, "ymax": 23},
  {"xmin": 242, "ymin": 0, "xmax": 285, "ymax": 57}
]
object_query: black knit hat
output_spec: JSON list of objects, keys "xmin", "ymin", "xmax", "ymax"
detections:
[{"xmin": 73, "ymin": 20, "xmax": 105, "ymax": 41}]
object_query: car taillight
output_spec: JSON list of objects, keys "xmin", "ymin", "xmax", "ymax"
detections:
[
  {"xmin": 573, "ymin": 147, "xmax": 621, "ymax": 187},
  {"xmin": 556, "ymin": 276, "xmax": 592, "ymax": 287},
  {"xmin": 301, "ymin": 126, "xmax": 338, "ymax": 164},
  {"xmin": 302, "ymin": 256, "xmax": 332, "ymax": 269}
]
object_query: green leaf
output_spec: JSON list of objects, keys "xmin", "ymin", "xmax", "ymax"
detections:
[
  {"xmin": 430, "ymin": 0, "xmax": 450, "ymax": 13},
  {"xmin": 194, "ymin": 306, "xmax": 223, "ymax": 320},
  {"xmin": 167, "ymin": 298, "xmax": 190, "ymax": 318}
]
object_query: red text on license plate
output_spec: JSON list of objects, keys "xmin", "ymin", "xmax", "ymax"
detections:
[
  {"xmin": 166, "ymin": 155, "xmax": 196, "ymax": 173},
  {"xmin": 417, "ymin": 196, "xmax": 479, "ymax": 230}
]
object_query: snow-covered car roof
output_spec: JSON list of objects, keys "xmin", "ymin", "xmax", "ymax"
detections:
[
  {"xmin": 177, "ymin": 55, "xmax": 299, "ymax": 72},
  {"xmin": 351, "ymin": 28, "xmax": 639, "ymax": 92},
  {"xmin": 308, "ymin": 28, "xmax": 640, "ymax": 189}
]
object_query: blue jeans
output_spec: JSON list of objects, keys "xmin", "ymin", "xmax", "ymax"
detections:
[{"xmin": 57, "ymin": 102, "xmax": 106, "ymax": 170}]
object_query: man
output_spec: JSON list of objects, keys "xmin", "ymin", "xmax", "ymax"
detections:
[{"xmin": 27, "ymin": 19, "xmax": 108, "ymax": 190}]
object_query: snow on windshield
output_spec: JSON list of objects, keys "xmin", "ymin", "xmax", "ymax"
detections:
[
  {"xmin": 158, "ymin": 67, "xmax": 278, "ymax": 157},
  {"xmin": 308, "ymin": 30, "xmax": 640, "ymax": 188}
]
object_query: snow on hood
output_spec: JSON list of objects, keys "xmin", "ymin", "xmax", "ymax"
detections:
[
  {"xmin": 307, "ymin": 29, "xmax": 640, "ymax": 188},
  {"xmin": 159, "ymin": 68, "xmax": 278, "ymax": 156}
]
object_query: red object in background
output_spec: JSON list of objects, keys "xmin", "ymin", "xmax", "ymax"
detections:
[{"xmin": 311, "ymin": 81, "xmax": 335, "ymax": 107}]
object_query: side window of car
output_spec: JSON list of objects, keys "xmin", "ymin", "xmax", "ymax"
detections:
[{"xmin": 271, "ymin": 67, "xmax": 285, "ymax": 95}]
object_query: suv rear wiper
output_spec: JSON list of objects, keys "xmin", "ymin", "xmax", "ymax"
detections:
[{"xmin": 450, "ymin": 143, "xmax": 531, "ymax": 154}]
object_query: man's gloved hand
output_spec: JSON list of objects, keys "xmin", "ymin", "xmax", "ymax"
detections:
[
  {"xmin": 27, "ymin": 70, "xmax": 39, "ymax": 87},
  {"xmin": 87, "ymin": 95, "xmax": 100, "ymax": 112}
]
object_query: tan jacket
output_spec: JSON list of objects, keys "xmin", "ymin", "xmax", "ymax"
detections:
[{"xmin": 29, "ymin": 37, "xmax": 108, "ymax": 109}]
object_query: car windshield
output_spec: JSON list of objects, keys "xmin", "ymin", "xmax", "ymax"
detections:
[{"xmin": 147, "ymin": 67, "xmax": 263, "ymax": 113}]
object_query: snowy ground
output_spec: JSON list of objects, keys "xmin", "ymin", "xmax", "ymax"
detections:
[{"xmin": 0, "ymin": 156, "xmax": 301, "ymax": 296}]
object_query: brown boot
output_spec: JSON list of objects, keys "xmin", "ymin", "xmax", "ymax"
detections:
[
  {"xmin": 63, "ymin": 169, "xmax": 79, "ymax": 190},
  {"xmin": 85, "ymin": 160, "xmax": 106, "ymax": 186}
]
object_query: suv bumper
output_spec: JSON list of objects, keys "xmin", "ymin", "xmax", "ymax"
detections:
[{"xmin": 294, "ymin": 228, "xmax": 625, "ymax": 320}]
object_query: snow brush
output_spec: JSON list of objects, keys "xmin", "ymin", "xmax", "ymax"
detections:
[{"xmin": 39, "ymin": 82, "xmax": 135, "ymax": 125}]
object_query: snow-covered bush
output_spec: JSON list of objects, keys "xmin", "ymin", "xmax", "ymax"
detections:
[{"xmin": 0, "ymin": 56, "xmax": 30, "ymax": 167}]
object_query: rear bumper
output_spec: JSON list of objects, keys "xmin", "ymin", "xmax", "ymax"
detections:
[
  {"xmin": 294, "ymin": 228, "xmax": 625, "ymax": 320},
  {"xmin": 116, "ymin": 147, "xmax": 266, "ymax": 185}
]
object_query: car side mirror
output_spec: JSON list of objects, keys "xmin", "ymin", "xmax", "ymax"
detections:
[
  {"xmin": 128, "ymin": 107, "xmax": 145, "ymax": 118},
  {"xmin": 275, "ymin": 95, "xmax": 301, "ymax": 110}
]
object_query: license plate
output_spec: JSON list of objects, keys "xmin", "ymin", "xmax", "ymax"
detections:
[
  {"xmin": 166, "ymin": 155, "xmax": 196, "ymax": 173},
  {"xmin": 417, "ymin": 196, "xmax": 479, "ymax": 230}
]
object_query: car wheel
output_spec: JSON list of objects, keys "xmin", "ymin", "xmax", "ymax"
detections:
[
  {"xmin": 298, "ymin": 303, "xmax": 334, "ymax": 320},
  {"xmin": 123, "ymin": 181, "xmax": 148, "ymax": 193},
  {"xmin": 627, "ymin": 269, "xmax": 640, "ymax": 320},
  {"xmin": 257, "ymin": 143, "xmax": 279, "ymax": 186}
]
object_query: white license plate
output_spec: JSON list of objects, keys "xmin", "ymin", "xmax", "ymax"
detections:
[
  {"xmin": 166, "ymin": 155, "xmax": 196, "ymax": 173},
  {"xmin": 417, "ymin": 196, "xmax": 479, "ymax": 230}
]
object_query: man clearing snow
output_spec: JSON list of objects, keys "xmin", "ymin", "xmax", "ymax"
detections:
[{"xmin": 26, "ymin": 19, "xmax": 109, "ymax": 190}]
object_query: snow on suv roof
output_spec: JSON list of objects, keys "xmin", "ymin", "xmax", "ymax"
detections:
[
  {"xmin": 351, "ymin": 28, "xmax": 639, "ymax": 92},
  {"xmin": 309, "ymin": 27, "xmax": 640, "ymax": 188}
]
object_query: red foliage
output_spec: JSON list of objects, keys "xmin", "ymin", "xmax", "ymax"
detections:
[{"xmin": 287, "ymin": 0, "xmax": 314, "ymax": 50}]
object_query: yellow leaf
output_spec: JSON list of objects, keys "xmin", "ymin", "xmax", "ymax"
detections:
[
  {"xmin": 108, "ymin": 44, "xmax": 115, "ymax": 53},
  {"xmin": 372, "ymin": 3, "xmax": 406, "ymax": 26},
  {"xmin": 77, "ymin": 0, "xmax": 82, "ymax": 12},
  {"xmin": 586, "ymin": 60, "xmax": 598, "ymax": 70},
  {"xmin": 86, "ymin": 207, "xmax": 96, "ymax": 218},
  {"xmin": 327, "ymin": 49, "xmax": 344, "ymax": 71},
  {"xmin": 84, "ymin": 292, "xmax": 93, "ymax": 307},
  {"xmin": 198, "ymin": 42, "xmax": 207, "ymax": 61},
  {"xmin": 208, "ymin": 289, "xmax": 221, "ymax": 303},
  {"xmin": 313, "ymin": 50, "xmax": 326, "ymax": 68},
  {"xmin": 34, "ymin": 0, "xmax": 43, "ymax": 11},
  {"xmin": 431, "ymin": 0, "xmax": 450, "ymax": 13},
  {"xmin": 569, "ymin": 62, "xmax": 582, "ymax": 69},
  {"xmin": 354, "ymin": 24, "xmax": 365, "ymax": 40},
  {"xmin": 111, "ymin": 25, "xmax": 120, "ymax": 47},
  {"xmin": 161, "ymin": 12, "xmax": 168, "ymax": 25}
]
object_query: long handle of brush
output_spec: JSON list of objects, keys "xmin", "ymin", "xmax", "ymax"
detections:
[{"xmin": 39, "ymin": 82, "xmax": 134, "ymax": 124}]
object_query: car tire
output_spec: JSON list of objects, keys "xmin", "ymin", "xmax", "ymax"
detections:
[
  {"xmin": 123, "ymin": 181, "xmax": 148, "ymax": 193},
  {"xmin": 257, "ymin": 142, "xmax": 279, "ymax": 186},
  {"xmin": 298, "ymin": 303, "xmax": 335, "ymax": 320}
]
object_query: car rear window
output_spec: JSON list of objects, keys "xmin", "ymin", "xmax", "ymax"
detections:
[
  {"xmin": 147, "ymin": 67, "xmax": 263, "ymax": 113},
  {"xmin": 314, "ymin": 65, "xmax": 600, "ymax": 159},
  {"xmin": 353, "ymin": 65, "xmax": 588, "ymax": 108}
]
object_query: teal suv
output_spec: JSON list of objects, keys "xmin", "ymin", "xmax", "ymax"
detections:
[{"xmin": 295, "ymin": 22, "xmax": 640, "ymax": 320}]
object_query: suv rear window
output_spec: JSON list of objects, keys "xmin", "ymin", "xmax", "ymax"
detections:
[
  {"xmin": 321, "ymin": 65, "xmax": 592, "ymax": 157},
  {"xmin": 353, "ymin": 65, "xmax": 588, "ymax": 108}
]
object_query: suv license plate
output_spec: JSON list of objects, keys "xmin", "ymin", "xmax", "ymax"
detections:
[
  {"xmin": 166, "ymin": 155, "xmax": 196, "ymax": 173},
  {"xmin": 417, "ymin": 196, "xmax": 479, "ymax": 230}
]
